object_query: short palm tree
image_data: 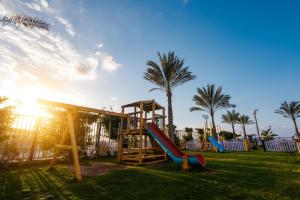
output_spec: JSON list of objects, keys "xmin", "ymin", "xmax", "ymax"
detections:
[
  {"xmin": 261, "ymin": 129, "xmax": 278, "ymax": 141},
  {"xmin": 222, "ymin": 110, "xmax": 240, "ymax": 138},
  {"xmin": 190, "ymin": 84, "xmax": 234, "ymax": 132},
  {"xmin": 144, "ymin": 52, "xmax": 196, "ymax": 142},
  {"xmin": 0, "ymin": 14, "xmax": 50, "ymax": 31},
  {"xmin": 238, "ymin": 115, "xmax": 254, "ymax": 140},
  {"xmin": 275, "ymin": 101, "xmax": 300, "ymax": 138}
]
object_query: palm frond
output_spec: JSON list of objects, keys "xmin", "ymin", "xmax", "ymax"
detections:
[
  {"xmin": 0, "ymin": 14, "xmax": 50, "ymax": 31},
  {"xmin": 149, "ymin": 88, "xmax": 162, "ymax": 92},
  {"xmin": 190, "ymin": 107, "xmax": 204, "ymax": 112},
  {"xmin": 190, "ymin": 84, "xmax": 234, "ymax": 116},
  {"xmin": 238, "ymin": 114, "xmax": 254, "ymax": 125},
  {"xmin": 275, "ymin": 101, "xmax": 300, "ymax": 119},
  {"xmin": 144, "ymin": 51, "xmax": 195, "ymax": 93},
  {"xmin": 222, "ymin": 110, "xmax": 240, "ymax": 124}
]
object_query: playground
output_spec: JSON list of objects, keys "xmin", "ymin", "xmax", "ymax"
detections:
[
  {"xmin": 1, "ymin": 151, "xmax": 299, "ymax": 200},
  {"xmin": 0, "ymin": 98, "xmax": 300, "ymax": 200}
]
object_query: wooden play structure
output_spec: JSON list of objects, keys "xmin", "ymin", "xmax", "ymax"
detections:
[
  {"xmin": 12, "ymin": 99, "xmax": 203, "ymax": 181},
  {"xmin": 200, "ymin": 122, "xmax": 249, "ymax": 152},
  {"xmin": 201, "ymin": 123, "xmax": 223, "ymax": 152},
  {"xmin": 118, "ymin": 100, "xmax": 167, "ymax": 165},
  {"xmin": 35, "ymin": 99, "xmax": 167, "ymax": 181}
]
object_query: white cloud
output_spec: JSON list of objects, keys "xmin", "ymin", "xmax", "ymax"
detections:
[
  {"xmin": 96, "ymin": 43, "xmax": 103, "ymax": 48},
  {"xmin": 95, "ymin": 51, "xmax": 121, "ymax": 72},
  {"xmin": 24, "ymin": 0, "xmax": 53, "ymax": 12},
  {"xmin": 0, "ymin": 0, "xmax": 122, "ymax": 102},
  {"xmin": 55, "ymin": 16, "xmax": 75, "ymax": 37},
  {"xmin": 110, "ymin": 97, "xmax": 118, "ymax": 101},
  {"xmin": 40, "ymin": 0, "xmax": 48, "ymax": 9}
]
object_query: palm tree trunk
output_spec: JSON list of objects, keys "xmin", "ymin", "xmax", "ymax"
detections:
[
  {"xmin": 292, "ymin": 117, "xmax": 300, "ymax": 138},
  {"xmin": 167, "ymin": 90, "xmax": 175, "ymax": 143},
  {"xmin": 231, "ymin": 123, "xmax": 236, "ymax": 139},
  {"xmin": 211, "ymin": 114, "xmax": 217, "ymax": 133},
  {"xmin": 242, "ymin": 124, "xmax": 248, "ymax": 141}
]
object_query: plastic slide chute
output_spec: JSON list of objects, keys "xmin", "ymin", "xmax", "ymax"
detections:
[
  {"xmin": 208, "ymin": 136, "xmax": 225, "ymax": 152},
  {"xmin": 146, "ymin": 123, "xmax": 206, "ymax": 167}
]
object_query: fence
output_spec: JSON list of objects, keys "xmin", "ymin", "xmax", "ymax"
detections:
[
  {"xmin": 223, "ymin": 139, "xmax": 246, "ymax": 151},
  {"xmin": 0, "ymin": 113, "xmax": 119, "ymax": 163},
  {"xmin": 264, "ymin": 138, "xmax": 297, "ymax": 152}
]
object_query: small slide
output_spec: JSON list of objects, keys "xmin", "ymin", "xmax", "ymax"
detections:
[
  {"xmin": 146, "ymin": 123, "xmax": 206, "ymax": 167},
  {"xmin": 208, "ymin": 136, "xmax": 225, "ymax": 152}
]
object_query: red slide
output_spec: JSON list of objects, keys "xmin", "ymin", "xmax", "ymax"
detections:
[{"xmin": 147, "ymin": 123, "xmax": 206, "ymax": 167}]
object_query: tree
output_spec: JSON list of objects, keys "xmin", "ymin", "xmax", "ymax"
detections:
[
  {"xmin": 275, "ymin": 101, "xmax": 300, "ymax": 138},
  {"xmin": 220, "ymin": 130, "xmax": 234, "ymax": 141},
  {"xmin": 238, "ymin": 115, "xmax": 254, "ymax": 140},
  {"xmin": 0, "ymin": 97, "xmax": 13, "ymax": 143},
  {"xmin": 222, "ymin": 110, "xmax": 240, "ymax": 138},
  {"xmin": 183, "ymin": 127, "xmax": 194, "ymax": 149},
  {"xmin": 190, "ymin": 84, "xmax": 235, "ymax": 132},
  {"xmin": 144, "ymin": 52, "xmax": 196, "ymax": 142},
  {"xmin": 261, "ymin": 129, "xmax": 278, "ymax": 141},
  {"xmin": 0, "ymin": 14, "xmax": 50, "ymax": 31}
]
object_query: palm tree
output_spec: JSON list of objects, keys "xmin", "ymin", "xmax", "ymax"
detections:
[
  {"xmin": 261, "ymin": 128, "xmax": 278, "ymax": 141},
  {"xmin": 238, "ymin": 115, "xmax": 254, "ymax": 140},
  {"xmin": 275, "ymin": 101, "xmax": 300, "ymax": 138},
  {"xmin": 144, "ymin": 52, "xmax": 196, "ymax": 142},
  {"xmin": 190, "ymin": 84, "xmax": 234, "ymax": 132},
  {"xmin": 0, "ymin": 14, "xmax": 50, "ymax": 31},
  {"xmin": 222, "ymin": 110, "xmax": 240, "ymax": 138}
]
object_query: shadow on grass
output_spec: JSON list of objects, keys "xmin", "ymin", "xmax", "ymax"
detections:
[{"xmin": 0, "ymin": 151, "xmax": 299, "ymax": 200}]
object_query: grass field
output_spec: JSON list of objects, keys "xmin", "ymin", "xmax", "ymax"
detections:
[{"xmin": 1, "ymin": 151, "xmax": 299, "ymax": 200}]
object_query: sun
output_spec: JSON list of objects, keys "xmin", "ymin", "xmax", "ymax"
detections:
[{"xmin": 16, "ymin": 96, "xmax": 51, "ymax": 117}]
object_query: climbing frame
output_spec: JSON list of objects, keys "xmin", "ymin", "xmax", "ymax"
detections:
[{"xmin": 118, "ymin": 100, "xmax": 167, "ymax": 165}]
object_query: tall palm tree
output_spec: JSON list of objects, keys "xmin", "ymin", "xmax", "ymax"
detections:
[
  {"xmin": 238, "ymin": 115, "xmax": 254, "ymax": 140},
  {"xmin": 0, "ymin": 14, "xmax": 50, "ymax": 31},
  {"xmin": 222, "ymin": 110, "xmax": 240, "ymax": 138},
  {"xmin": 275, "ymin": 101, "xmax": 300, "ymax": 138},
  {"xmin": 190, "ymin": 84, "xmax": 234, "ymax": 132},
  {"xmin": 144, "ymin": 52, "xmax": 196, "ymax": 142}
]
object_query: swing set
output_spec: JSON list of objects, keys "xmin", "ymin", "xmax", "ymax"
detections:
[{"xmin": 38, "ymin": 99, "xmax": 128, "ymax": 181}]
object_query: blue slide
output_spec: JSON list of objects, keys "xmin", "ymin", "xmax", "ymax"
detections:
[{"xmin": 208, "ymin": 136, "xmax": 225, "ymax": 152}]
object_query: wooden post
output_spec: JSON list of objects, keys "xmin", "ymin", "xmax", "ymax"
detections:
[
  {"xmin": 144, "ymin": 111, "xmax": 148, "ymax": 148},
  {"xmin": 162, "ymin": 108, "xmax": 165, "ymax": 131},
  {"xmin": 138, "ymin": 102, "xmax": 143, "ymax": 164},
  {"xmin": 152, "ymin": 101, "xmax": 155, "ymax": 124},
  {"xmin": 243, "ymin": 140, "xmax": 249, "ymax": 151},
  {"xmin": 118, "ymin": 107, "xmax": 125, "ymax": 162},
  {"xmin": 67, "ymin": 110, "xmax": 82, "ymax": 181},
  {"xmin": 50, "ymin": 126, "xmax": 69, "ymax": 167},
  {"xmin": 182, "ymin": 155, "xmax": 189, "ymax": 170},
  {"xmin": 134, "ymin": 106, "xmax": 137, "ymax": 129}
]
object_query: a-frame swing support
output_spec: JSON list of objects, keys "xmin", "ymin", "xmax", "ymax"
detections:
[
  {"xmin": 38, "ymin": 99, "xmax": 128, "ymax": 182},
  {"xmin": 49, "ymin": 109, "xmax": 82, "ymax": 181}
]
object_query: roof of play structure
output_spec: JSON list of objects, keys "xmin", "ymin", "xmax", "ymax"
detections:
[{"xmin": 121, "ymin": 100, "xmax": 164, "ymax": 112}]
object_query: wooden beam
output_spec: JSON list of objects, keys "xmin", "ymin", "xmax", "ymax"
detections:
[
  {"xmin": 55, "ymin": 144, "xmax": 81, "ymax": 150},
  {"xmin": 38, "ymin": 99, "xmax": 128, "ymax": 118}
]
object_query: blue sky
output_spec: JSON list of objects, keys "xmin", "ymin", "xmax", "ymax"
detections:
[{"xmin": 0, "ymin": 0, "xmax": 299, "ymax": 136}]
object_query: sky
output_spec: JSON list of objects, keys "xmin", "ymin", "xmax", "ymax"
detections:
[{"xmin": 0, "ymin": 0, "xmax": 300, "ymax": 137}]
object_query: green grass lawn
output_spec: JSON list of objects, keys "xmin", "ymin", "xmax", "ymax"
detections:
[{"xmin": 1, "ymin": 151, "xmax": 300, "ymax": 200}]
